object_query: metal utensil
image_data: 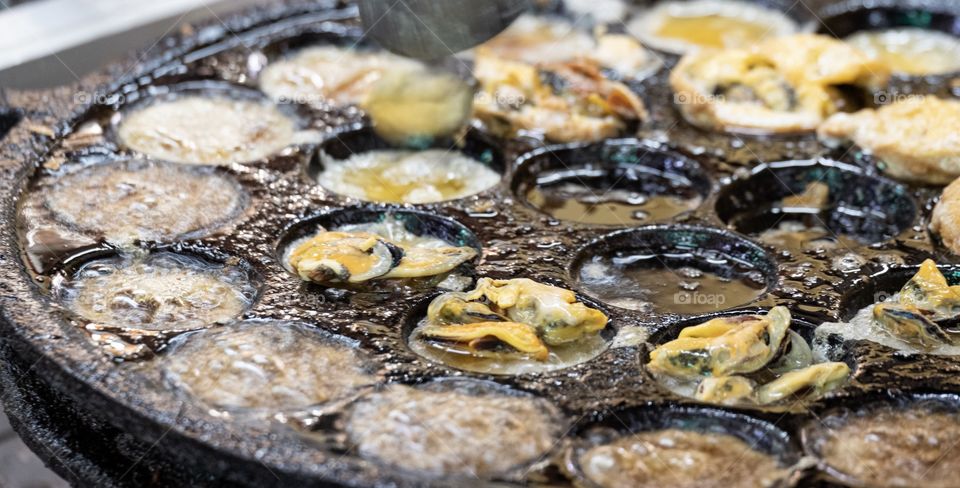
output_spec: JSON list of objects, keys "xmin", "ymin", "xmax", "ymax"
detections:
[{"xmin": 359, "ymin": 0, "xmax": 530, "ymax": 59}]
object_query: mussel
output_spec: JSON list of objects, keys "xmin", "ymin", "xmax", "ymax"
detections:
[
  {"xmin": 873, "ymin": 304, "xmax": 960, "ymax": 350},
  {"xmin": 418, "ymin": 321, "xmax": 549, "ymax": 360},
  {"xmin": 754, "ymin": 362, "xmax": 850, "ymax": 405},
  {"xmin": 819, "ymin": 96, "xmax": 960, "ymax": 185},
  {"xmin": 647, "ymin": 306, "xmax": 790, "ymax": 379},
  {"xmin": 649, "ymin": 306, "xmax": 849, "ymax": 407},
  {"xmin": 694, "ymin": 375, "xmax": 756, "ymax": 405},
  {"xmin": 418, "ymin": 278, "xmax": 608, "ymax": 361},
  {"xmin": 671, "ymin": 34, "xmax": 889, "ymax": 134},
  {"xmin": 898, "ymin": 260, "xmax": 960, "ymax": 315},
  {"xmin": 471, "ymin": 278, "xmax": 608, "ymax": 345},
  {"xmin": 288, "ymin": 232, "xmax": 401, "ymax": 284},
  {"xmin": 871, "ymin": 260, "xmax": 960, "ymax": 350},
  {"xmin": 382, "ymin": 247, "xmax": 478, "ymax": 279},
  {"xmin": 473, "ymin": 54, "xmax": 647, "ymax": 143},
  {"xmin": 287, "ymin": 229, "xmax": 476, "ymax": 286}
]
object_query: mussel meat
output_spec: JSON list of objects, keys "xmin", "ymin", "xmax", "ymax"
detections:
[
  {"xmin": 647, "ymin": 306, "xmax": 790, "ymax": 379},
  {"xmin": 418, "ymin": 321, "xmax": 549, "ymax": 360},
  {"xmin": 694, "ymin": 375, "xmax": 756, "ymax": 405},
  {"xmin": 418, "ymin": 278, "xmax": 608, "ymax": 361},
  {"xmin": 287, "ymin": 229, "xmax": 476, "ymax": 286},
  {"xmin": 754, "ymin": 362, "xmax": 850, "ymax": 405},
  {"xmin": 288, "ymin": 232, "xmax": 401, "ymax": 284},
  {"xmin": 871, "ymin": 260, "xmax": 960, "ymax": 349}
]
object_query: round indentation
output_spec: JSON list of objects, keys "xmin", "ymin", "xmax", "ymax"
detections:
[
  {"xmin": 513, "ymin": 140, "xmax": 710, "ymax": 226},
  {"xmin": 22, "ymin": 159, "xmax": 247, "ymax": 245},
  {"xmin": 344, "ymin": 378, "xmax": 562, "ymax": 478},
  {"xmin": 567, "ymin": 405, "xmax": 800, "ymax": 488},
  {"xmin": 716, "ymin": 159, "xmax": 916, "ymax": 250},
  {"xmin": 309, "ymin": 126, "xmax": 503, "ymax": 204},
  {"xmin": 645, "ymin": 307, "xmax": 853, "ymax": 409},
  {"xmin": 115, "ymin": 81, "xmax": 301, "ymax": 165},
  {"xmin": 817, "ymin": 4, "xmax": 960, "ymax": 38},
  {"xmin": 277, "ymin": 209, "xmax": 481, "ymax": 289},
  {"xmin": 571, "ymin": 225, "xmax": 777, "ymax": 316},
  {"xmin": 160, "ymin": 320, "xmax": 378, "ymax": 413},
  {"xmin": 627, "ymin": 0, "xmax": 800, "ymax": 55},
  {"xmin": 819, "ymin": 262, "xmax": 960, "ymax": 355},
  {"xmin": 53, "ymin": 250, "xmax": 259, "ymax": 332},
  {"xmin": 802, "ymin": 393, "xmax": 960, "ymax": 488},
  {"xmin": 258, "ymin": 43, "xmax": 424, "ymax": 107},
  {"xmin": 476, "ymin": 14, "xmax": 661, "ymax": 79},
  {"xmin": 403, "ymin": 283, "xmax": 614, "ymax": 375},
  {"xmin": 818, "ymin": 4, "xmax": 960, "ymax": 76}
]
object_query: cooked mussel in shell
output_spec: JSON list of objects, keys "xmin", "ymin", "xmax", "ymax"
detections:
[
  {"xmin": 872, "ymin": 304, "xmax": 960, "ymax": 350},
  {"xmin": 671, "ymin": 34, "xmax": 889, "ymax": 134},
  {"xmin": 648, "ymin": 307, "xmax": 790, "ymax": 379},
  {"xmin": 426, "ymin": 293, "xmax": 507, "ymax": 324},
  {"xmin": 417, "ymin": 278, "xmax": 608, "ymax": 362},
  {"xmin": 870, "ymin": 260, "xmax": 960, "ymax": 350},
  {"xmin": 694, "ymin": 376, "xmax": 755, "ymax": 405},
  {"xmin": 818, "ymin": 96, "xmax": 960, "ymax": 185},
  {"xmin": 381, "ymin": 246, "xmax": 477, "ymax": 279},
  {"xmin": 418, "ymin": 321, "xmax": 549, "ymax": 361},
  {"xmin": 288, "ymin": 232, "xmax": 401, "ymax": 284},
  {"xmin": 899, "ymin": 260, "xmax": 960, "ymax": 315},
  {"xmin": 472, "ymin": 278, "xmax": 608, "ymax": 345},
  {"xmin": 475, "ymin": 15, "xmax": 657, "ymax": 78},
  {"xmin": 648, "ymin": 306, "xmax": 849, "ymax": 407},
  {"xmin": 754, "ymin": 362, "xmax": 850, "ymax": 405},
  {"xmin": 286, "ymin": 227, "xmax": 477, "ymax": 286},
  {"xmin": 473, "ymin": 53, "xmax": 647, "ymax": 143}
]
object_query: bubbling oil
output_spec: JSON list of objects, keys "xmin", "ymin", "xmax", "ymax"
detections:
[
  {"xmin": 317, "ymin": 149, "xmax": 500, "ymax": 204},
  {"xmin": 809, "ymin": 403, "xmax": 960, "ymax": 488},
  {"xmin": 577, "ymin": 253, "xmax": 767, "ymax": 315},
  {"xmin": 345, "ymin": 381, "xmax": 560, "ymax": 477},
  {"xmin": 23, "ymin": 160, "xmax": 246, "ymax": 245},
  {"xmin": 161, "ymin": 321, "xmax": 377, "ymax": 412},
  {"xmin": 56, "ymin": 252, "xmax": 257, "ymax": 331},
  {"xmin": 579, "ymin": 429, "xmax": 791, "ymax": 488}
]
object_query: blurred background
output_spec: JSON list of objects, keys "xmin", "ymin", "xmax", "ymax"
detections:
[{"xmin": 0, "ymin": 0, "xmax": 265, "ymax": 90}]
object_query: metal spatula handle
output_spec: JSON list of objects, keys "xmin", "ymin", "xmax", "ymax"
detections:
[{"xmin": 359, "ymin": 0, "xmax": 530, "ymax": 59}]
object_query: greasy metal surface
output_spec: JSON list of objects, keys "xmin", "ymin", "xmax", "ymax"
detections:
[{"xmin": 2, "ymin": 0, "xmax": 960, "ymax": 486}]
